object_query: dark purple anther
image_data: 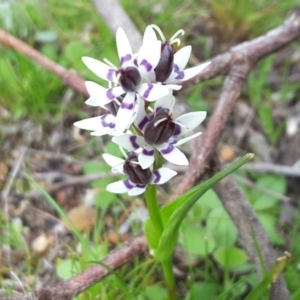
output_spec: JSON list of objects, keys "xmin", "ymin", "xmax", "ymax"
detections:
[
  {"xmin": 119, "ymin": 67, "xmax": 141, "ymax": 92},
  {"xmin": 123, "ymin": 152, "xmax": 152, "ymax": 185},
  {"xmin": 154, "ymin": 41, "xmax": 174, "ymax": 82},
  {"xmin": 144, "ymin": 108, "xmax": 175, "ymax": 145},
  {"xmin": 104, "ymin": 95, "xmax": 125, "ymax": 116}
]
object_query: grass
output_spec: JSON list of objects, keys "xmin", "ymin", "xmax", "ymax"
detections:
[{"xmin": 1, "ymin": 0, "xmax": 300, "ymax": 299}]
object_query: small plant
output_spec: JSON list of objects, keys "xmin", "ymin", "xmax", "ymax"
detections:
[{"xmin": 74, "ymin": 25, "xmax": 252, "ymax": 299}]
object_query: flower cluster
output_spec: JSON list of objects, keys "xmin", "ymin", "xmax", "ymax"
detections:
[{"xmin": 74, "ymin": 25, "xmax": 210, "ymax": 195}]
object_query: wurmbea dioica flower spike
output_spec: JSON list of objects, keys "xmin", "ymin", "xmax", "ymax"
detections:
[{"xmin": 75, "ymin": 24, "xmax": 211, "ymax": 194}]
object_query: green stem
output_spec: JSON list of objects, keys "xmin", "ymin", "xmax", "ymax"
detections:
[
  {"xmin": 162, "ymin": 258, "xmax": 176, "ymax": 300},
  {"xmin": 145, "ymin": 185, "xmax": 164, "ymax": 235}
]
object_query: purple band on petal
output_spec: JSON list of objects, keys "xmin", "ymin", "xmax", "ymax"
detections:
[
  {"xmin": 138, "ymin": 116, "xmax": 149, "ymax": 131},
  {"xmin": 106, "ymin": 89, "xmax": 115, "ymax": 100},
  {"xmin": 140, "ymin": 59, "xmax": 153, "ymax": 72},
  {"xmin": 133, "ymin": 59, "xmax": 138, "ymax": 67},
  {"xmin": 107, "ymin": 69, "xmax": 115, "ymax": 81},
  {"xmin": 160, "ymin": 144, "xmax": 174, "ymax": 155},
  {"xmin": 142, "ymin": 84, "xmax": 154, "ymax": 99},
  {"xmin": 120, "ymin": 54, "xmax": 132, "ymax": 65},
  {"xmin": 121, "ymin": 101, "xmax": 134, "ymax": 110},
  {"xmin": 143, "ymin": 148, "xmax": 154, "ymax": 156},
  {"xmin": 130, "ymin": 136, "xmax": 140, "ymax": 149},
  {"xmin": 124, "ymin": 179, "xmax": 134, "ymax": 189},
  {"xmin": 173, "ymin": 124, "xmax": 181, "ymax": 136},
  {"xmin": 101, "ymin": 115, "xmax": 115, "ymax": 129},
  {"xmin": 173, "ymin": 64, "xmax": 180, "ymax": 72},
  {"xmin": 136, "ymin": 184, "xmax": 146, "ymax": 188},
  {"xmin": 153, "ymin": 170, "xmax": 161, "ymax": 184},
  {"xmin": 175, "ymin": 71, "xmax": 184, "ymax": 80}
]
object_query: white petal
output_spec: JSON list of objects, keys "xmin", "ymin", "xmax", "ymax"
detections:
[
  {"xmin": 106, "ymin": 180, "xmax": 134, "ymax": 194},
  {"xmin": 116, "ymin": 27, "xmax": 133, "ymax": 67},
  {"xmin": 74, "ymin": 115, "xmax": 115, "ymax": 132},
  {"xmin": 105, "ymin": 86, "xmax": 125, "ymax": 101},
  {"xmin": 85, "ymin": 95, "xmax": 110, "ymax": 107},
  {"xmin": 91, "ymin": 128, "xmax": 115, "ymax": 136},
  {"xmin": 128, "ymin": 185, "xmax": 147, "ymax": 196},
  {"xmin": 112, "ymin": 134, "xmax": 145, "ymax": 151},
  {"xmin": 173, "ymin": 61, "xmax": 211, "ymax": 82},
  {"xmin": 156, "ymin": 143, "xmax": 189, "ymax": 165},
  {"xmin": 151, "ymin": 167, "xmax": 177, "ymax": 184},
  {"xmin": 85, "ymin": 81, "xmax": 111, "ymax": 107},
  {"xmin": 102, "ymin": 153, "xmax": 125, "ymax": 167},
  {"xmin": 163, "ymin": 84, "xmax": 182, "ymax": 91},
  {"xmin": 175, "ymin": 132, "xmax": 202, "ymax": 146},
  {"xmin": 173, "ymin": 46, "xmax": 191, "ymax": 71},
  {"xmin": 143, "ymin": 26, "xmax": 158, "ymax": 45},
  {"xmin": 138, "ymin": 41, "xmax": 161, "ymax": 77},
  {"xmin": 115, "ymin": 92, "xmax": 137, "ymax": 132},
  {"xmin": 82, "ymin": 57, "xmax": 117, "ymax": 82},
  {"xmin": 137, "ymin": 83, "xmax": 169, "ymax": 101},
  {"xmin": 138, "ymin": 146, "xmax": 155, "ymax": 169},
  {"xmin": 154, "ymin": 92, "xmax": 174, "ymax": 112},
  {"xmin": 174, "ymin": 111, "xmax": 207, "ymax": 135}
]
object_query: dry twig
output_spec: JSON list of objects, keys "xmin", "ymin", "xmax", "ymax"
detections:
[
  {"xmin": 243, "ymin": 162, "xmax": 300, "ymax": 177},
  {"xmin": 0, "ymin": 30, "xmax": 89, "ymax": 98},
  {"xmin": 2, "ymin": 235, "xmax": 148, "ymax": 300}
]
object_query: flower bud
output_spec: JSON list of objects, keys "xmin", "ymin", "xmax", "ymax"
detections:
[
  {"xmin": 123, "ymin": 152, "xmax": 152, "ymax": 185},
  {"xmin": 154, "ymin": 42, "xmax": 174, "ymax": 82},
  {"xmin": 144, "ymin": 108, "xmax": 175, "ymax": 145},
  {"xmin": 119, "ymin": 67, "xmax": 141, "ymax": 92}
]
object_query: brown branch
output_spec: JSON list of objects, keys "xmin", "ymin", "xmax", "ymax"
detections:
[
  {"xmin": 243, "ymin": 162, "xmax": 300, "ymax": 177},
  {"xmin": 182, "ymin": 9, "xmax": 300, "ymax": 87},
  {"xmin": 170, "ymin": 54, "xmax": 250, "ymax": 199},
  {"xmin": 0, "ymin": 29, "xmax": 89, "ymax": 98},
  {"xmin": 171, "ymin": 9, "xmax": 300, "ymax": 198},
  {"xmin": 2, "ymin": 235, "xmax": 148, "ymax": 300}
]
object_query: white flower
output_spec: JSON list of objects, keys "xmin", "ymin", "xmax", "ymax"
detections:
[
  {"xmin": 143, "ymin": 25, "xmax": 211, "ymax": 84},
  {"xmin": 102, "ymin": 153, "xmax": 177, "ymax": 196},
  {"xmin": 112, "ymin": 95, "xmax": 207, "ymax": 169},
  {"xmin": 74, "ymin": 82, "xmax": 140, "ymax": 136},
  {"xmin": 81, "ymin": 27, "xmax": 176, "ymax": 132}
]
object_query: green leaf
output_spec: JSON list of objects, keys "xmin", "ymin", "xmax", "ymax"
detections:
[
  {"xmin": 258, "ymin": 213, "xmax": 285, "ymax": 245},
  {"xmin": 213, "ymin": 247, "xmax": 247, "ymax": 269},
  {"xmin": 186, "ymin": 282, "xmax": 220, "ymax": 300},
  {"xmin": 245, "ymin": 252, "xmax": 290, "ymax": 300},
  {"xmin": 56, "ymin": 259, "xmax": 80, "ymax": 280},
  {"xmin": 105, "ymin": 141, "xmax": 122, "ymax": 157},
  {"xmin": 206, "ymin": 207, "xmax": 238, "ymax": 247},
  {"xmin": 180, "ymin": 224, "xmax": 216, "ymax": 256},
  {"xmin": 144, "ymin": 218, "xmax": 163, "ymax": 250},
  {"xmin": 142, "ymin": 285, "xmax": 168, "ymax": 300},
  {"xmin": 94, "ymin": 190, "xmax": 117, "ymax": 209},
  {"xmin": 155, "ymin": 154, "xmax": 253, "ymax": 262}
]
